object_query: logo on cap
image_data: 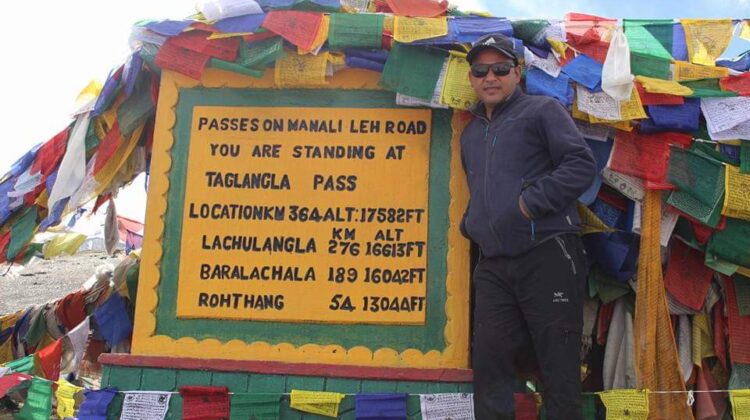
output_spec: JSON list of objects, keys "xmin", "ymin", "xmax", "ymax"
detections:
[{"xmin": 483, "ymin": 37, "xmax": 496, "ymax": 45}]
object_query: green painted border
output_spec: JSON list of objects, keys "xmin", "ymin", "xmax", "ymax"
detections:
[{"xmin": 154, "ymin": 88, "xmax": 452, "ymax": 352}]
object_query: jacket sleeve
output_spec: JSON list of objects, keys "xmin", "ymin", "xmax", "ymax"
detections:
[{"xmin": 519, "ymin": 99, "xmax": 597, "ymax": 219}]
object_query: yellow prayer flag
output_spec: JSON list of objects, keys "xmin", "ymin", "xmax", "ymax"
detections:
[
  {"xmin": 55, "ymin": 378, "xmax": 82, "ymax": 419},
  {"xmin": 207, "ymin": 32, "xmax": 254, "ymax": 40},
  {"xmin": 741, "ymin": 20, "xmax": 750, "ymax": 41},
  {"xmin": 571, "ymin": 102, "xmax": 634, "ymax": 131},
  {"xmin": 722, "ymin": 164, "xmax": 750, "ymax": 221},
  {"xmin": 577, "ymin": 203, "xmax": 615, "ymax": 235},
  {"xmin": 681, "ymin": 19, "xmax": 734, "ymax": 66},
  {"xmin": 672, "ymin": 60, "xmax": 729, "ymax": 82},
  {"xmin": 43, "ymin": 233, "xmax": 87, "ymax": 259},
  {"xmin": 274, "ymin": 52, "xmax": 330, "ymax": 87},
  {"xmin": 440, "ymin": 52, "xmax": 478, "ymax": 110},
  {"xmin": 599, "ymin": 389, "xmax": 650, "ymax": 420},
  {"xmin": 0, "ymin": 339, "xmax": 13, "ymax": 365},
  {"xmin": 392, "ymin": 17, "xmax": 448, "ymax": 44},
  {"xmin": 731, "ymin": 389, "xmax": 750, "ymax": 419},
  {"xmin": 635, "ymin": 75, "xmax": 694, "ymax": 96},
  {"xmin": 383, "ymin": 15, "xmax": 394, "ymax": 34},
  {"xmin": 692, "ymin": 310, "xmax": 714, "ymax": 367},
  {"xmin": 75, "ymin": 79, "xmax": 103, "ymax": 110},
  {"xmin": 547, "ymin": 37, "xmax": 568, "ymax": 58},
  {"xmin": 618, "ymin": 85, "xmax": 648, "ymax": 121},
  {"xmin": 289, "ymin": 390, "xmax": 345, "ymax": 418}
]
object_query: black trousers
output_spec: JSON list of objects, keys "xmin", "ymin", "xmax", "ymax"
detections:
[{"xmin": 472, "ymin": 234, "xmax": 586, "ymax": 420}]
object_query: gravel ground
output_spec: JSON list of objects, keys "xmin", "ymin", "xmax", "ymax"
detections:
[{"xmin": 0, "ymin": 252, "xmax": 122, "ymax": 315}]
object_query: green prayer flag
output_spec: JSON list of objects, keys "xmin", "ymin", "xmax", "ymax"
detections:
[
  {"xmin": 230, "ymin": 393, "xmax": 281, "ymax": 420},
  {"xmin": 14, "ymin": 377, "xmax": 52, "ymax": 420},
  {"xmin": 210, "ymin": 58, "xmax": 266, "ymax": 78},
  {"xmin": 741, "ymin": 141, "xmax": 750, "ymax": 174},
  {"xmin": 138, "ymin": 42, "xmax": 161, "ymax": 71},
  {"xmin": 682, "ymin": 79, "xmax": 738, "ymax": 98},
  {"xmin": 84, "ymin": 121, "xmax": 101, "ymax": 156},
  {"xmin": 7, "ymin": 207, "xmax": 37, "ymax": 261},
  {"xmin": 667, "ymin": 147, "xmax": 725, "ymax": 228},
  {"xmin": 4, "ymin": 355, "xmax": 35, "ymax": 375},
  {"xmin": 582, "ymin": 393, "xmax": 598, "ymax": 420},
  {"xmin": 707, "ymin": 217, "xmax": 750, "ymax": 268},
  {"xmin": 592, "ymin": 268, "xmax": 631, "ymax": 304},
  {"xmin": 380, "ymin": 42, "xmax": 447, "ymax": 101},
  {"xmin": 511, "ymin": 20, "xmax": 550, "ymax": 47},
  {"xmin": 328, "ymin": 13, "xmax": 385, "ymax": 50},
  {"xmin": 117, "ymin": 77, "xmax": 155, "ymax": 138},
  {"xmin": 624, "ymin": 19, "xmax": 674, "ymax": 60},
  {"xmin": 22, "ymin": 306, "xmax": 47, "ymax": 349},
  {"xmin": 630, "ymin": 51, "xmax": 671, "ymax": 79},
  {"xmin": 238, "ymin": 38, "xmax": 286, "ymax": 69}
]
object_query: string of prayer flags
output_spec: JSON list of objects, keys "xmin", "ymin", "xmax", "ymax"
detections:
[
  {"xmin": 34, "ymin": 338, "xmax": 62, "ymax": 381},
  {"xmin": 635, "ymin": 76, "xmax": 693, "ymax": 97},
  {"xmin": 262, "ymin": 11, "xmax": 324, "ymax": 51},
  {"xmin": 562, "ymin": 55, "xmax": 603, "ymax": 90},
  {"xmin": 78, "ymin": 388, "xmax": 118, "ymax": 420},
  {"xmin": 355, "ymin": 393, "xmax": 407, "ymax": 419},
  {"xmin": 15, "ymin": 376, "xmax": 52, "ymax": 420},
  {"xmin": 380, "ymin": 42, "xmax": 447, "ymax": 100},
  {"xmin": 93, "ymin": 291, "xmax": 133, "ymax": 347},
  {"xmin": 0, "ymin": 373, "xmax": 31, "ymax": 398},
  {"xmin": 731, "ymin": 389, "xmax": 750, "ymax": 420},
  {"xmin": 229, "ymin": 393, "xmax": 282, "ymax": 420},
  {"xmin": 440, "ymin": 51, "xmax": 477, "ymax": 110},
  {"xmin": 180, "ymin": 386, "xmax": 230, "ymax": 420},
  {"xmin": 673, "ymin": 60, "xmax": 729, "ymax": 82},
  {"xmin": 5, "ymin": 354, "xmax": 35, "ymax": 375},
  {"xmin": 290, "ymin": 390, "xmax": 345, "ymax": 417},
  {"xmin": 513, "ymin": 393, "xmax": 539, "ymax": 420},
  {"xmin": 274, "ymin": 52, "xmax": 330, "ymax": 87},
  {"xmin": 419, "ymin": 393, "xmax": 474, "ymax": 420},
  {"xmin": 392, "ymin": 17, "xmax": 448, "ymax": 43},
  {"xmin": 680, "ymin": 19, "xmax": 733, "ymax": 66},
  {"xmin": 121, "ymin": 391, "xmax": 171, "ymax": 420},
  {"xmin": 723, "ymin": 165, "xmax": 750, "ymax": 221},
  {"xmin": 385, "ymin": 0, "xmax": 449, "ymax": 17},
  {"xmin": 55, "ymin": 378, "xmax": 83, "ymax": 419},
  {"xmin": 328, "ymin": 13, "xmax": 385, "ymax": 50},
  {"xmin": 598, "ymin": 389, "xmax": 649, "ymax": 419}
]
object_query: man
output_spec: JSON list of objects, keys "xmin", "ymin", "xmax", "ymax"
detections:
[{"xmin": 460, "ymin": 33, "xmax": 597, "ymax": 419}]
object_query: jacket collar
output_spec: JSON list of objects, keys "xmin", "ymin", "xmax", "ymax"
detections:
[{"xmin": 469, "ymin": 86, "xmax": 524, "ymax": 122}]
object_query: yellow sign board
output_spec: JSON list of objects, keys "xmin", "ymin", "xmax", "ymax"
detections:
[{"xmin": 176, "ymin": 106, "xmax": 431, "ymax": 324}]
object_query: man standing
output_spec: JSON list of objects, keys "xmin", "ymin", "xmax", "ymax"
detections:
[{"xmin": 460, "ymin": 34, "xmax": 597, "ymax": 419}]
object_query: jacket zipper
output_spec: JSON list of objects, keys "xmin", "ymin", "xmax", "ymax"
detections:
[
  {"xmin": 482, "ymin": 122, "xmax": 503, "ymax": 248},
  {"xmin": 554, "ymin": 236, "xmax": 577, "ymax": 275}
]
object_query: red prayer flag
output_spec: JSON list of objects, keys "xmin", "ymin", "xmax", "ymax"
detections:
[
  {"xmin": 724, "ymin": 277, "xmax": 750, "ymax": 364},
  {"xmin": 720, "ymin": 72, "xmax": 750, "ymax": 96},
  {"xmin": 0, "ymin": 373, "xmax": 32, "ymax": 398},
  {"xmin": 565, "ymin": 13, "xmax": 616, "ymax": 64},
  {"xmin": 242, "ymin": 31, "xmax": 278, "ymax": 44},
  {"xmin": 93, "ymin": 121, "xmax": 122, "ymax": 175},
  {"xmin": 155, "ymin": 40, "xmax": 211, "ymax": 81},
  {"xmin": 35, "ymin": 338, "xmax": 63, "ymax": 381},
  {"xmin": 713, "ymin": 300, "xmax": 727, "ymax": 368},
  {"xmin": 513, "ymin": 393, "xmax": 539, "ymax": 420},
  {"xmin": 167, "ymin": 30, "xmax": 239, "ymax": 61},
  {"xmin": 31, "ymin": 127, "xmax": 71, "ymax": 179},
  {"xmin": 635, "ymin": 82, "xmax": 685, "ymax": 106},
  {"xmin": 262, "ymin": 11, "xmax": 324, "ymax": 51},
  {"xmin": 609, "ymin": 130, "xmax": 692, "ymax": 188},
  {"xmin": 695, "ymin": 361, "xmax": 727, "ymax": 420},
  {"xmin": 664, "ymin": 240, "xmax": 713, "ymax": 311},
  {"xmin": 55, "ymin": 291, "xmax": 87, "ymax": 330},
  {"xmin": 385, "ymin": 0, "xmax": 449, "ymax": 17},
  {"xmin": 596, "ymin": 300, "xmax": 615, "ymax": 346},
  {"xmin": 180, "ymin": 386, "xmax": 230, "ymax": 420}
]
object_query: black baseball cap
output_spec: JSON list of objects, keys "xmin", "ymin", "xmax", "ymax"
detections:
[{"xmin": 467, "ymin": 33, "xmax": 518, "ymax": 65}]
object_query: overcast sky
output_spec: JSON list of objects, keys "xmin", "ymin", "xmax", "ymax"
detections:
[{"xmin": 2, "ymin": 0, "xmax": 749, "ymax": 220}]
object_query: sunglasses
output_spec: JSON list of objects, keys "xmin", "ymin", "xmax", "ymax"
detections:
[{"xmin": 470, "ymin": 62, "xmax": 516, "ymax": 78}]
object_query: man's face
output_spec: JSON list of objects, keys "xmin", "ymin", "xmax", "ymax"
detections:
[{"xmin": 468, "ymin": 50, "xmax": 521, "ymax": 108}]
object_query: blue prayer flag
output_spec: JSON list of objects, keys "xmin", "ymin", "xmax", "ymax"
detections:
[
  {"xmin": 672, "ymin": 23, "xmax": 688, "ymax": 61},
  {"xmin": 94, "ymin": 292, "xmax": 133, "ymax": 346},
  {"xmin": 214, "ymin": 13, "xmax": 266, "ymax": 33},
  {"xmin": 77, "ymin": 388, "xmax": 118, "ymax": 420},
  {"xmin": 642, "ymin": 98, "xmax": 700, "ymax": 133},
  {"xmin": 355, "ymin": 393, "xmax": 407, "ymax": 420},
  {"xmin": 144, "ymin": 19, "xmax": 193, "ymax": 37},
  {"xmin": 93, "ymin": 66, "xmax": 123, "ymax": 117},
  {"xmin": 717, "ymin": 50, "xmax": 750, "ymax": 72},
  {"xmin": 526, "ymin": 68, "xmax": 573, "ymax": 107},
  {"xmin": 562, "ymin": 55, "xmax": 602, "ymax": 90}
]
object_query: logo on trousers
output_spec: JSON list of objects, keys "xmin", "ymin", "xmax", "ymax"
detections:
[{"xmin": 553, "ymin": 291, "xmax": 569, "ymax": 303}]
